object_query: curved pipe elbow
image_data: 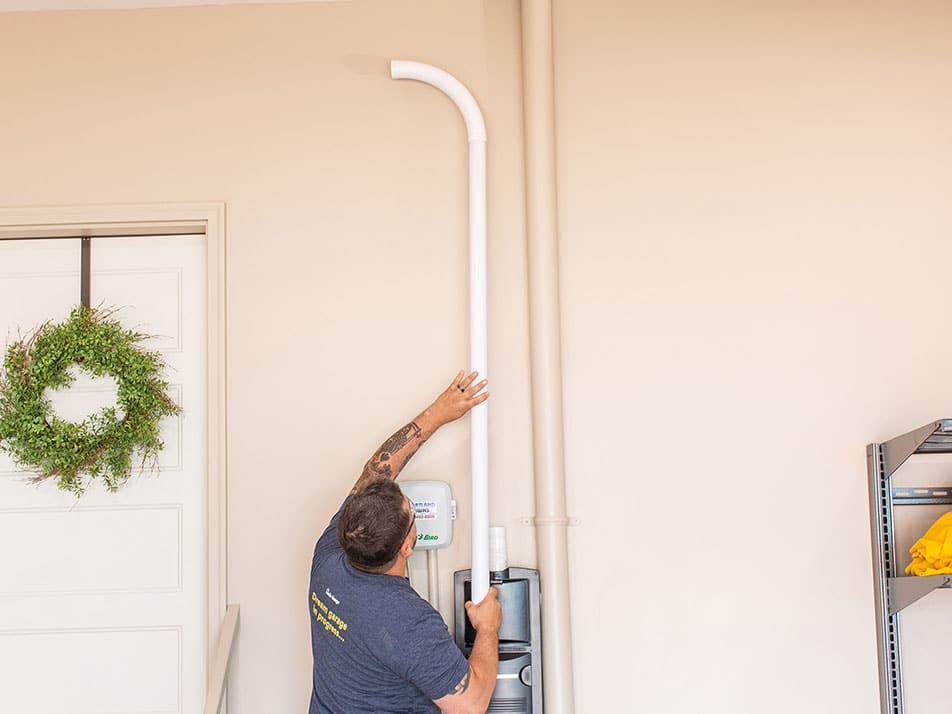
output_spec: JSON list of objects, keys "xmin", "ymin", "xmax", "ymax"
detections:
[{"xmin": 391, "ymin": 60, "xmax": 487, "ymax": 143}]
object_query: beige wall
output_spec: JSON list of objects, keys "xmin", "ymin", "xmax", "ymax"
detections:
[
  {"xmin": 554, "ymin": 2, "xmax": 952, "ymax": 713},
  {"xmin": 3, "ymin": 1, "xmax": 952, "ymax": 713}
]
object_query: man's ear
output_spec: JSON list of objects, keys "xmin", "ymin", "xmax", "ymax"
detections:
[{"xmin": 400, "ymin": 535, "xmax": 415, "ymax": 559}]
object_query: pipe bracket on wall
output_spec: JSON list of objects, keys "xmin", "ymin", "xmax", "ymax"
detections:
[
  {"xmin": 390, "ymin": 60, "xmax": 491, "ymax": 603},
  {"xmin": 520, "ymin": 516, "xmax": 580, "ymax": 527}
]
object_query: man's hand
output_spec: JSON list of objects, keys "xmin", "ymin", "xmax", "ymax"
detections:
[
  {"xmin": 420, "ymin": 371, "xmax": 489, "ymax": 432},
  {"xmin": 464, "ymin": 587, "xmax": 502, "ymax": 634}
]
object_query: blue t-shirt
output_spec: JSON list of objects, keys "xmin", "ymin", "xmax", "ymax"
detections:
[{"xmin": 308, "ymin": 497, "xmax": 469, "ymax": 714}]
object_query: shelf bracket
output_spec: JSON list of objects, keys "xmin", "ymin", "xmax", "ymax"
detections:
[
  {"xmin": 882, "ymin": 421, "xmax": 943, "ymax": 480},
  {"xmin": 888, "ymin": 575, "xmax": 952, "ymax": 616}
]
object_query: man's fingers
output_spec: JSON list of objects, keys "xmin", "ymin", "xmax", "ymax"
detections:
[
  {"xmin": 449, "ymin": 370, "xmax": 464, "ymax": 390},
  {"xmin": 460, "ymin": 371, "xmax": 479, "ymax": 390},
  {"xmin": 465, "ymin": 379, "xmax": 488, "ymax": 396},
  {"xmin": 470, "ymin": 392, "xmax": 489, "ymax": 406},
  {"xmin": 464, "ymin": 600, "xmax": 474, "ymax": 611}
]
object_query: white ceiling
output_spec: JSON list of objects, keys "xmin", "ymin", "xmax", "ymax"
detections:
[{"xmin": 0, "ymin": 0, "xmax": 343, "ymax": 11}]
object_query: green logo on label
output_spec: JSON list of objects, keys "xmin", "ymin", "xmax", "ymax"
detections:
[{"xmin": 417, "ymin": 534, "xmax": 439, "ymax": 542}]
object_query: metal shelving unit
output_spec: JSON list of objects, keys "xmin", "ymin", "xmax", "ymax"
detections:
[{"xmin": 868, "ymin": 420, "xmax": 952, "ymax": 714}]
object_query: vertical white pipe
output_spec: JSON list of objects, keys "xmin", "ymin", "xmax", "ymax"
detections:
[
  {"xmin": 468, "ymin": 139, "xmax": 489, "ymax": 604},
  {"xmin": 390, "ymin": 61, "xmax": 491, "ymax": 603},
  {"xmin": 426, "ymin": 549, "xmax": 440, "ymax": 611},
  {"xmin": 520, "ymin": 1, "xmax": 577, "ymax": 712}
]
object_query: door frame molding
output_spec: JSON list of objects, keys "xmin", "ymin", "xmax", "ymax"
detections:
[{"xmin": 0, "ymin": 202, "xmax": 228, "ymax": 673}]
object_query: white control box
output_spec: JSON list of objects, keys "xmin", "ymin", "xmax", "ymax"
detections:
[{"xmin": 399, "ymin": 480, "xmax": 456, "ymax": 551}]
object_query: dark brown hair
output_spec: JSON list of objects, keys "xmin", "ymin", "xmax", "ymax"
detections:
[{"xmin": 338, "ymin": 480, "xmax": 412, "ymax": 572}]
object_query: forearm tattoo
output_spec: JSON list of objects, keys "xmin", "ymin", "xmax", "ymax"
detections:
[
  {"xmin": 453, "ymin": 670, "xmax": 472, "ymax": 695},
  {"xmin": 352, "ymin": 421, "xmax": 423, "ymax": 493}
]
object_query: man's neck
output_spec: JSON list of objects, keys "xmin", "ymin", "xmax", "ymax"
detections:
[{"xmin": 382, "ymin": 556, "xmax": 408, "ymax": 578}]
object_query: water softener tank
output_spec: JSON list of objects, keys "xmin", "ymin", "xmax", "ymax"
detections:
[{"xmin": 454, "ymin": 563, "xmax": 543, "ymax": 713}]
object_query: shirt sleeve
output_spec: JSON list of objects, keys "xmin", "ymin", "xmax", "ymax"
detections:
[
  {"xmin": 313, "ymin": 496, "xmax": 352, "ymax": 564},
  {"xmin": 391, "ymin": 599, "xmax": 471, "ymax": 701}
]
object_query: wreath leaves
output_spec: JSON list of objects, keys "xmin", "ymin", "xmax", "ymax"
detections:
[{"xmin": 0, "ymin": 306, "xmax": 181, "ymax": 495}]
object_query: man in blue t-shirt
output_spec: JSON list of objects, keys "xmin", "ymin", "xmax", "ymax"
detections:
[{"xmin": 309, "ymin": 371, "xmax": 502, "ymax": 714}]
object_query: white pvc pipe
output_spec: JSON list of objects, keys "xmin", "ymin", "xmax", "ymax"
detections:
[
  {"xmin": 390, "ymin": 60, "xmax": 490, "ymax": 603},
  {"xmin": 426, "ymin": 548, "xmax": 440, "ymax": 611},
  {"xmin": 520, "ymin": 1, "xmax": 576, "ymax": 710}
]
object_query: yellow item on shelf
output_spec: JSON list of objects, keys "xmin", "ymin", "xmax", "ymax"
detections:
[{"xmin": 906, "ymin": 511, "xmax": 952, "ymax": 576}]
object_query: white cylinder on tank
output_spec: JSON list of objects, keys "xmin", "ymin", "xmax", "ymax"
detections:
[{"xmin": 488, "ymin": 526, "xmax": 508, "ymax": 573}]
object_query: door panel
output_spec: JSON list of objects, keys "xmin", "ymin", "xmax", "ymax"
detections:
[{"xmin": 0, "ymin": 235, "xmax": 207, "ymax": 714}]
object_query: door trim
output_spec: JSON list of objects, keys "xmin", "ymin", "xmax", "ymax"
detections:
[{"xmin": 0, "ymin": 202, "xmax": 228, "ymax": 679}]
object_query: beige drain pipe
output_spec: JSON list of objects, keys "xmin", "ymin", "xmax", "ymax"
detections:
[{"xmin": 521, "ymin": 1, "xmax": 576, "ymax": 712}]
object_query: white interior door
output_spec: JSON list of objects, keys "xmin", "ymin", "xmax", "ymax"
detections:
[{"xmin": 0, "ymin": 234, "xmax": 208, "ymax": 714}]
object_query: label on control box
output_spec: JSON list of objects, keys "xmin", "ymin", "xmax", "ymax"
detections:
[{"xmin": 412, "ymin": 500, "xmax": 438, "ymax": 520}]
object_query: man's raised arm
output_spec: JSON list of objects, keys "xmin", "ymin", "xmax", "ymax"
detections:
[{"xmin": 351, "ymin": 370, "xmax": 489, "ymax": 495}]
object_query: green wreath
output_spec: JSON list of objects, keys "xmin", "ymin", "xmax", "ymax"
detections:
[{"xmin": 0, "ymin": 306, "xmax": 181, "ymax": 495}]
